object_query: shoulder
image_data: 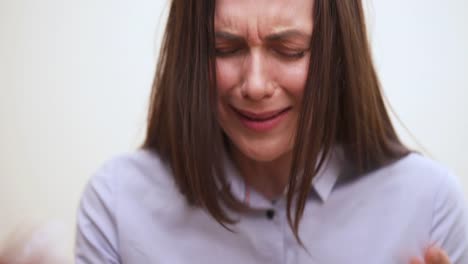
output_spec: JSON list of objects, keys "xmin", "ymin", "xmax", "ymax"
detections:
[
  {"xmin": 386, "ymin": 152, "xmax": 453, "ymax": 182},
  {"xmin": 76, "ymin": 149, "xmax": 182, "ymax": 262},
  {"xmin": 382, "ymin": 152, "xmax": 466, "ymax": 208},
  {"xmin": 92, "ymin": 149, "xmax": 170, "ymax": 181},
  {"xmin": 378, "ymin": 153, "xmax": 468, "ymax": 262},
  {"xmin": 343, "ymin": 153, "xmax": 457, "ymax": 195},
  {"xmin": 338, "ymin": 152, "xmax": 465, "ymax": 223},
  {"xmin": 384, "ymin": 153, "xmax": 467, "ymax": 209},
  {"xmin": 78, "ymin": 149, "xmax": 182, "ymax": 221},
  {"xmin": 370, "ymin": 152, "xmax": 467, "ymax": 214},
  {"xmin": 369, "ymin": 152, "xmax": 459, "ymax": 196},
  {"xmin": 86, "ymin": 149, "xmax": 177, "ymax": 196}
]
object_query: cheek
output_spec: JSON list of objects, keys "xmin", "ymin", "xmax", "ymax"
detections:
[
  {"xmin": 215, "ymin": 59, "xmax": 240, "ymax": 95},
  {"xmin": 216, "ymin": 56, "xmax": 309, "ymax": 102},
  {"xmin": 273, "ymin": 59, "xmax": 309, "ymax": 99}
]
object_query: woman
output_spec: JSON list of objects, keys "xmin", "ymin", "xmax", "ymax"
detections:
[{"xmin": 75, "ymin": 0, "xmax": 468, "ymax": 263}]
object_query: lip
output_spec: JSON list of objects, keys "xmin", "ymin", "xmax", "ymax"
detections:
[
  {"xmin": 235, "ymin": 108, "xmax": 288, "ymax": 120},
  {"xmin": 230, "ymin": 106, "xmax": 291, "ymax": 132}
]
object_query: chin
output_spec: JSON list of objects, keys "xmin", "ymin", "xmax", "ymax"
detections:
[{"xmin": 233, "ymin": 138, "xmax": 292, "ymax": 163}]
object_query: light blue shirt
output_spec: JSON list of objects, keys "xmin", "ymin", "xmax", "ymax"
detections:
[{"xmin": 75, "ymin": 149, "xmax": 468, "ymax": 263}]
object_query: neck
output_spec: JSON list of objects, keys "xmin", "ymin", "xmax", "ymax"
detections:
[{"xmin": 231, "ymin": 147, "xmax": 292, "ymax": 201}]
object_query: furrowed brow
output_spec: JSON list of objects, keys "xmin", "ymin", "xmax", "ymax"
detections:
[
  {"xmin": 215, "ymin": 31, "xmax": 244, "ymax": 42},
  {"xmin": 265, "ymin": 30, "xmax": 311, "ymax": 43}
]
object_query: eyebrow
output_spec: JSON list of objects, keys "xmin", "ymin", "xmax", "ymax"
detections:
[
  {"xmin": 265, "ymin": 30, "xmax": 311, "ymax": 42},
  {"xmin": 215, "ymin": 31, "xmax": 243, "ymax": 41},
  {"xmin": 215, "ymin": 30, "xmax": 311, "ymax": 43}
]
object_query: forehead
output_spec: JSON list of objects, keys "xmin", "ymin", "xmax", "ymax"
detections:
[{"xmin": 215, "ymin": 0, "xmax": 313, "ymax": 35}]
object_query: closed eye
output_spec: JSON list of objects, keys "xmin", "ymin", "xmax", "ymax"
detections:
[
  {"xmin": 215, "ymin": 48, "xmax": 243, "ymax": 57},
  {"xmin": 273, "ymin": 49, "xmax": 307, "ymax": 59}
]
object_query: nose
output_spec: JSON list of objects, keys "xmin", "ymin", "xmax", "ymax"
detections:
[{"xmin": 240, "ymin": 51, "xmax": 274, "ymax": 101}]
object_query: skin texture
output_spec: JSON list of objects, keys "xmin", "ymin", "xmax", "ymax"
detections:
[
  {"xmin": 214, "ymin": 1, "xmax": 452, "ymax": 263},
  {"xmin": 215, "ymin": 0, "xmax": 313, "ymax": 199},
  {"xmin": 410, "ymin": 246, "xmax": 451, "ymax": 264}
]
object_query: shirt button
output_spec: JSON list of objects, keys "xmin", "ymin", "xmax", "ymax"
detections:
[{"xmin": 266, "ymin": 209, "xmax": 275, "ymax": 220}]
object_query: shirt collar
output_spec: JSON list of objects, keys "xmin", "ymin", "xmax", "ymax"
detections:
[
  {"xmin": 310, "ymin": 147, "xmax": 343, "ymax": 202},
  {"xmin": 223, "ymin": 146, "xmax": 345, "ymax": 207}
]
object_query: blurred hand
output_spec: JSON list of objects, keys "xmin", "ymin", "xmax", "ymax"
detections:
[
  {"xmin": 410, "ymin": 246, "xmax": 451, "ymax": 264},
  {"xmin": 0, "ymin": 221, "xmax": 68, "ymax": 264}
]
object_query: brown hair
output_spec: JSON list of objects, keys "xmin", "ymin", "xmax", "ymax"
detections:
[{"xmin": 143, "ymin": 0, "xmax": 410, "ymax": 241}]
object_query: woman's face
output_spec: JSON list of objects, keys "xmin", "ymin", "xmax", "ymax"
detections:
[{"xmin": 215, "ymin": 0, "xmax": 313, "ymax": 162}]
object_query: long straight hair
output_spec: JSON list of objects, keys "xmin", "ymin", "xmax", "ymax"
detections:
[{"xmin": 143, "ymin": 0, "xmax": 410, "ymax": 241}]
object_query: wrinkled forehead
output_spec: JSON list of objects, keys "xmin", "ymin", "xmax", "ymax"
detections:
[{"xmin": 214, "ymin": 0, "xmax": 313, "ymax": 37}]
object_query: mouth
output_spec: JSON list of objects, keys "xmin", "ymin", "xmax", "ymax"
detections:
[{"xmin": 230, "ymin": 105, "xmax": 292, "ymax": 132}]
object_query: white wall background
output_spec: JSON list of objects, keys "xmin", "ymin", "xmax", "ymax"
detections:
[{"xmin": 0, "ymin": 0, "xmax": 466, "ymax": 262}]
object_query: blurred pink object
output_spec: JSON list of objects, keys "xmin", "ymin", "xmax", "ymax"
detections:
[{"xmin": 0, "ymin": 220, "xmax": 69, "ymax": 264}]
